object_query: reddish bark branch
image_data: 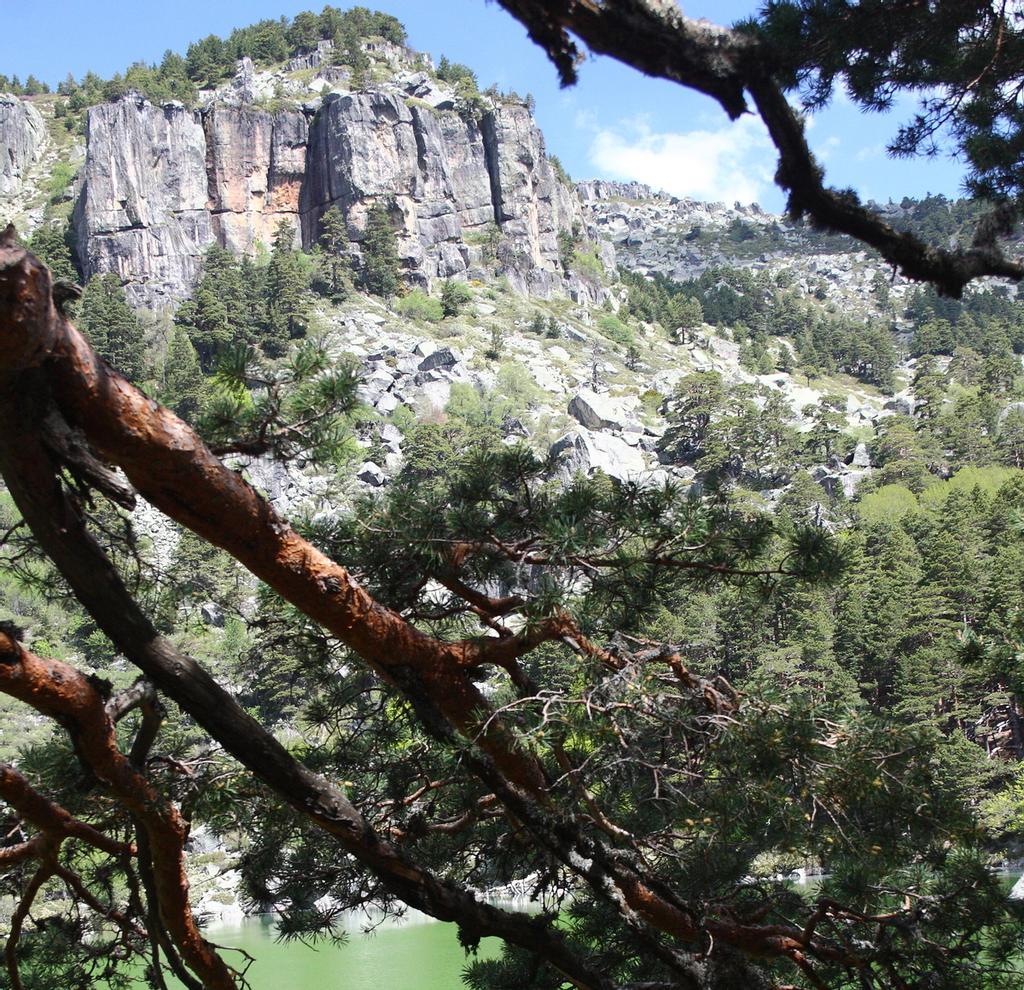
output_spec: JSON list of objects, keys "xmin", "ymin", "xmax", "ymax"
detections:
[
  {"xmin": 0, "ymin": 630, "xmax": 237, "ymax": 990},
  {"xmin": 5, "ymin": 854, "xmax": 55, "ymax": 990},
  {"xmin": 0, "ymin": 240, "xmax": 869, "ymax": 981},
  {"xmin": 0, "ymin": 762, "xmax": 129, "ymax": 858},
  {"xmin": 0, "ymin": 269, "xmax": 615, "ymax": 987}
]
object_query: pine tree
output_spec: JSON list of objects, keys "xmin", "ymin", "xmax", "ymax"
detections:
[
  {"xmin": 27, "ymin": 220, "xmax": 77, "ymax": 284},
  {"xmin": 263, "ymin": 220, "xmax": 310, "ymax": 356},
  {"xmin": 78, "ymin": 274, "xmax": 146, "ymax": 381},
  {"xmin": 996, "ymin": 405, "xmax": 1024, "ymax": 467},
  {"xmin": 318, "ymin": 205, "xmax": 351, "ymax": 300},
  {"xmin": 160, "ymin": 326, "xmax": 204, "ymax": 422},
  {"xmin": 175, "ymin": 246, "xmax": 260, "ymax": 370},
  {"xmin": 361, "ymin": 200, "xmax": 401, "ymax": 298},
  {"xmin": 859, "ymin": 522, "xmax": 928, "ymax": 705},
  {"xmin": 803, "ymin": 393, "xmax": 847, "ymax": 461}
]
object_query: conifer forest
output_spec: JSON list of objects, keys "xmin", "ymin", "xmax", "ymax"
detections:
[{"xmin": 2, "ymin": 3, "xmax": 1024, "ymax": 989}]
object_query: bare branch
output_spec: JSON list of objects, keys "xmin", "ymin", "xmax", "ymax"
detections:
[{"xmin": 0, "ymin": 630, "xmax": 237, "ymax": 990}]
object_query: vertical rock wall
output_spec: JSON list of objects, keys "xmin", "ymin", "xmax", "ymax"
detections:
[
  {"xmin": 0, "ymin": 94, "xmax": 46, "ymax": 200},
  {"xmin": 74, "ymin": 98, "xmax": 214, "ymax": 307},
  {"xmin": 74, "ymin": 89, "xmax": 603, "ymax": 308},
  {"xmin": 205, "ymin": 107, "xmax": 308, "ymax": 253}
]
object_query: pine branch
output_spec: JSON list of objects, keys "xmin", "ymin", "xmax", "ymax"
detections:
[{"xmin": 495, "ymin": 0, "xmax": 1024, "ymax": 296}]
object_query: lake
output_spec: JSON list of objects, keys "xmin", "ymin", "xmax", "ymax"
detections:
[
  {"xmin": 187, "ymin": 911, "xmax": 501, "ymax": 990},
  {"xmin": 128, "ymin": 876, "xmax": 1024, "ymax": 989}
]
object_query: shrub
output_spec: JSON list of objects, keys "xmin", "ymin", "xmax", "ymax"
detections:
[
  {"xmin": 440, "ymin": 279, "xmax": 472, "ymax": 318},
  {"xmin": 572, "ymin": 248, "xmax": 606, "ymax": 282},
  {"xmin": 597, "ymin": 314, "xmax": 635, "ymax": 347},
  {"xmin": 485, "ymin": 325, "xmax": 505, "ymax": 359},
  {"xmin": 395, "ymin": 289, "xmax": 443, "ymax": 323}
]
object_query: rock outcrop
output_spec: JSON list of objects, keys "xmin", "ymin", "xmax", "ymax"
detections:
[
  {"xmin": 299, "ymin": 91, "xmax": 587, "ymax": 295},
  {"xmin": 575, "ymin": 179, "xmax": 665, "ymax": 203},
  {"xmin": 74, "ymin": 95, "xmax": 308, "ymax": 306},
  {"xmin": 205, "ymin": 106, "xmax": 308, "ymax": 253},
  {"xmin": 74, "ymin": 79, "xmax": 603, "ymax": 308},
  {"xmin": 0, "ymin": 94, "xmax": 46, "ymax": 199},
  {"xmin": 73, "ymin": 97, "xmax": 212, "ymax": 306},
  {"xmin": 550, "ymin": 428, "xmax": 649, "ymax": 484},
  {"xmin": 568, "ymin": 389, "xmax": 640, "ymax": 432}
]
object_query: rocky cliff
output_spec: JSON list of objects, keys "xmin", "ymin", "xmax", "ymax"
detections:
[
  {"xmin": 576, "ymin": 180, "xmax": 901, "ymax": 312},
  {"xmin": 0, "ymin": 94, "xmax": 46, "ymax": 200},
  {"xmin": 73, "ymin": 96, "xmax": 308, "ymax": 306},
  {"xmin": 73, "ymin": 65, "xmax": 599, "ymax": 308},
  {"xmin": 299, "ymin": 91, "xmax": 586, "ymax": 297}
]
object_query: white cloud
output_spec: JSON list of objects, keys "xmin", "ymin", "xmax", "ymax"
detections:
[
  {"xmin": 816, "ymin": 135, "xmax": 841, "ymax": 162},
  {"xmin": 855, "ymin": 143, "xmax": 885, "ymax": 162},
  {"xmin": 587, "ymin": 115, "xmax": 777, "ymax": 207}
]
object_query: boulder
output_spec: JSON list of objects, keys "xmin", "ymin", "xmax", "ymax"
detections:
[
  {"xmin": 550, "ymin": 428, "xmax": 648, "ymax": 483},
  {"xmin": 380, "ymin": 423, "xmax": 404, "ymax": 448},
  {"xmin": 356, "ymin": 461, "xmax": 387, "ymax": 487},
  {"xmin": 568, "ymin": 389, "xmax": 637, "ymax": 431},
  {"xmin": 375, "ymin": 393, "xmax": 400, "ymax": 415},
  {"xmin": 418, "ymin": 347, "xmax": 459, "ymax": 372},
  {"xmin": 814, "ymin": 466, "xmax": 871, "ymax": 500},
  {"xmin": 199, "ymin": 602, "xmax": 225, "ymax": 628},
  {"xmin": 885, "ymin": 395, "xmax": 915, "ymax": 417},
  {"xmin": 998, "ymin": 400, "xmax": 1024, "ymax": 426},
  {"xmin": 502, "ymin": 416, "xmax": 530, "ymax": 438}
]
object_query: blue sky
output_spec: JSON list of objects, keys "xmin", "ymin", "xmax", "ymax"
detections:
[{"xmin": 0, "ymin": 0, "xmax": 968, "ymax": 212}]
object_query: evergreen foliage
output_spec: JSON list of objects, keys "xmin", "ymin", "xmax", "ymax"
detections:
[
  {"xmin": 174, "ymin": 246, "xmax": 263, "ymax": 370},
  {"xmin": 318, "ymin": 205, "xmax": 352, "ymax": 301},
  {"xmin": 199, "ymin": 337, "xmax": 360, "ymax": 465},
  {"xmin": 440, "ymin": 278, "xmax": 472, "ymax": 318},
  {"xmin": 758, "ymin": 1, "xmax": 1024, "ymax": 204},
  {"xmin": 9, "ymin": 2, "xmax": 1024, "ymax": 980},
  {"xmin": 360, "ymin": 200, "xmax": 402, "ymax": 297},
  {"xmin": 77, "ymin": 273, "xmax": 146, "ymax": 381},
  {"xmin": 0, "ymin": 74, "xmax": 50, "ymax": 95},
  {"xmin": 159, "ymin": 326, "xmax": 204, "ymax": 421},
  {"xmin": 7, "ymin": 228, "xmax": 1024, "ymax": 986},
  {"xmin": 264, "ymin": 221, "xmax": 312, "ymax": 354},
  {"xmin": 26, "ymin": 220, "xmax": 78, "ymax": 285},
  {"xmin": 50, "ymin": 6, "xmax": 406, "ymax": 109}
]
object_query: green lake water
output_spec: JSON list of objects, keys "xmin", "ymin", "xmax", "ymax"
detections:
[
  {"xmin": 181, "ymin": 913, "xmax": 501, "ymax": 990},
  {"xmin": 120, "ymin": 877, "xmax": 1024, "ymax": 989}
]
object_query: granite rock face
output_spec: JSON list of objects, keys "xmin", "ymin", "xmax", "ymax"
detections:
[
  {"xmin": 75, "ymin": 95, "xmax": 308, "ymax": 306},
  {"xmin": 73, "ymin": 97, "xmax": 214, "ymax": 307},
  {"xmin": 205, "ymin": 106, "xmax": 308, "ymax": 253},
  {"xmin": 73, "ymin": 81, "xmax": 604, "ymax": 308},
  {"xmin": 299, "ymin": 92, "xmax": 588, "ymax": 295},
  {"xmin": 0, "ymin": 94, "xmax": 46, "ymax": 198}
]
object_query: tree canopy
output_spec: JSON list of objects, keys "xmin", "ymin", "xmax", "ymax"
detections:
[{"xmin": 2, "ymin": 3, "xmax": 1024, "ymax": 990}]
